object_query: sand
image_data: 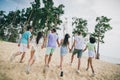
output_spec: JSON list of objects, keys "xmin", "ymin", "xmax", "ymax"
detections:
[{"xmin": 0, "ymin": 41, "xmax": 120, "ymax": 80}]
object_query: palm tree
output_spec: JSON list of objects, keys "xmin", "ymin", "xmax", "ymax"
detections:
[{"xmin": 91, "ymin": 16, "xmax": 112, "ymax": 59}]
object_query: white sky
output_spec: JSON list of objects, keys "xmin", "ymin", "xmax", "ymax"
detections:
[
  {"xmin": 0, "ymin": 0, "xmax": 120, "ymax": 59},
  {"xmin": 55, "ymin": 0, "xmax": 120, "ymax": 59}
]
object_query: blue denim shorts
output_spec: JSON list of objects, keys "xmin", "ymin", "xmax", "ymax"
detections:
[{"xmin": 60, "ymin": 46, "xmax": 68, "ymax": 56}]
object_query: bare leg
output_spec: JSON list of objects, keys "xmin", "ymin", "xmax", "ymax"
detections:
[
  {"xmin": 10, "ymin": 51, "xmax": 22, "ymax": 62},
  {"xmin": 60, "ymin": 56, "xmax": 63, "ymax": 70},
  {"xmin": 60, "ymin": 56, "xmax": 64, "ymax": 77},
  {"xmin": 86, "ymin": 58, "xmax": 90, "ymax": 71},
  {"xmin": 15, "ymin": 51, "xmax": 22, "ymax": 56},
  {"xmin": 20, "ymin": 52, "xmax": 26, "ymax": 63},
  {"xmin": 48, "ymin": 54, "xmax": 53, "ymax": 66},
  {"xmin": 30, "ymin": 59, "xmax": 35, "ymax": 66},
  {"xmin": 28, "ymin": 58, "xmax": 35, "ymax": 67},
  {"xmin": 71, "ymin": 54, "xmax": 75, "ymax": 63},
  {"xmin": 28, "ymin": 50, "xmax": 35, "ymax": 66},
  {"xmin": 26, "ymin": 50, "xmax": 36, "ymax": 74},
  {"xmin": 77, "ymin": 58, "xmax": 81, "ymax": 70},
  {"xmin": 89, "ymin": 57, "xmax": 94, "ymax": 73},
  {"xmin": 43, "ymin": 54, "xmax": 49, "ymax": 73},
  {"xmin": 45, "ymin": 55, "xmax": 49, "ymax": 65},
  {"xmin": 26, "ymin": 59, "xmax": 35, "ymax": 74}
]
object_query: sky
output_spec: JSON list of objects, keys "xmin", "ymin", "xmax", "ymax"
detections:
[{"xmin": 0, "ymin": 0, "xmax": 120, "ymax": 61}]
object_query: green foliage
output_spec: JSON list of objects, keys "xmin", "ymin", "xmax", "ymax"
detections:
[
  {"xmin": 72, "ymin": 17, "xmax": 88, "ymax": 37},
  {"xmin": 0, "ymin": 11, "xmax": 6, "ymax": 40},
  {"xmin": 26, "ymin": 0, "xmax": 64, "ymax": 35},
  {"xmin": 39, "ymin": 0, "xmax": 64, "ymax": 34},
  {"xmin": 91, "ymin": 16, "xmax": 112, "ymax": 59},
  {"xmin": 0, "ymin": 0, "xmax": 65, "ymax": 42},
  {"xmin": 91, "ymin": 16, "xmax": 112, "ymax": 43},
  {"xmin": 0, "ymin": 10, "xmax": 23, "ymax": 42},
  {"xmin": 8, "ymin": 27, "xmax": 18, "ymax": 42}
]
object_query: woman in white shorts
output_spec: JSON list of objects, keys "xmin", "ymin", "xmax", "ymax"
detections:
[
  {"xmin": 26, "ymin": 32, "xmax": 43, "ymax": 74},
  {"xmin": 83, "ymin": 37, "xmax": 96, "ymax": 76}
]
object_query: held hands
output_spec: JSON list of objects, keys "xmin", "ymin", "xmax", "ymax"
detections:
[
  {"xmin": 18, "ymin": 43, "xmax": 20, "ymax": 47},
  {"xmin": 69, "ymin": 49, "xmax": 72, "ymax": 53},
  {"xmin": 27, "ymin": 44, "xmax": 30, "ymax": 49},
  {"xmin": 82, "ymin": 50, "xmax": 85, "ymax": 52},
  {"xmin": 41, "ymin": 44, "xmax": 45, "ymax": 49},
  {"xmin": 41, "ymin": 45, "xmax": 44, "ymax": 49},
  {"xmin": 58, "ymin": 44, "xmax": 60, "ymax": 47}
]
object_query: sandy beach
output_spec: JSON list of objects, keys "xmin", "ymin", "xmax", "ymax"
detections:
[{"xmin": 0, "ymin": 41, "xmax": 120, "ymax": 80}]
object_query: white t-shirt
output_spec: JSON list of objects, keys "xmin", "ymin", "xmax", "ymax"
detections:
[{"xmin": 74, "ymin": 35, "xmax": 84, "ymax": 49}]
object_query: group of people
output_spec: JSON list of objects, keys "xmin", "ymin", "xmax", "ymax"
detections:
[{"xmin": 10, "ymin": 26, "xmax": 96, "ymax": 77}]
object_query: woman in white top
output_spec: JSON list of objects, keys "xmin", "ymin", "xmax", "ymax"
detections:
[{"xmin": 26, "ymin": 32, "xmax": 43, "ymax": 74}]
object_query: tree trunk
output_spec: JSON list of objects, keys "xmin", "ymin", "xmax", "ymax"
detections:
[
  {"xmin": 96, "ymin": 28, "xmax": 100, "ymax": 59},
  {"xmin": 96, "ymin": 37, "xmax": 100, "ymax": 59}
]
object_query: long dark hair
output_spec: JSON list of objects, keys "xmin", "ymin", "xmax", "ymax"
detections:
[
  {"xmin": 90, "ymin": 37, "xmax": 96, "ymax": 44},
  {"xmin": 63, "ymin": 34, "xmax": 70, "ymax": 46},
  {"xmin": 36, "ymin": 32, "xmax": 43, "ymax": 44}
]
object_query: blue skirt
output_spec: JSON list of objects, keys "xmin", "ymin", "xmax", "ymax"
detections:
[{"xmin": 60, "ymin": 46, "xmax": 68, "ymax": 56}]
